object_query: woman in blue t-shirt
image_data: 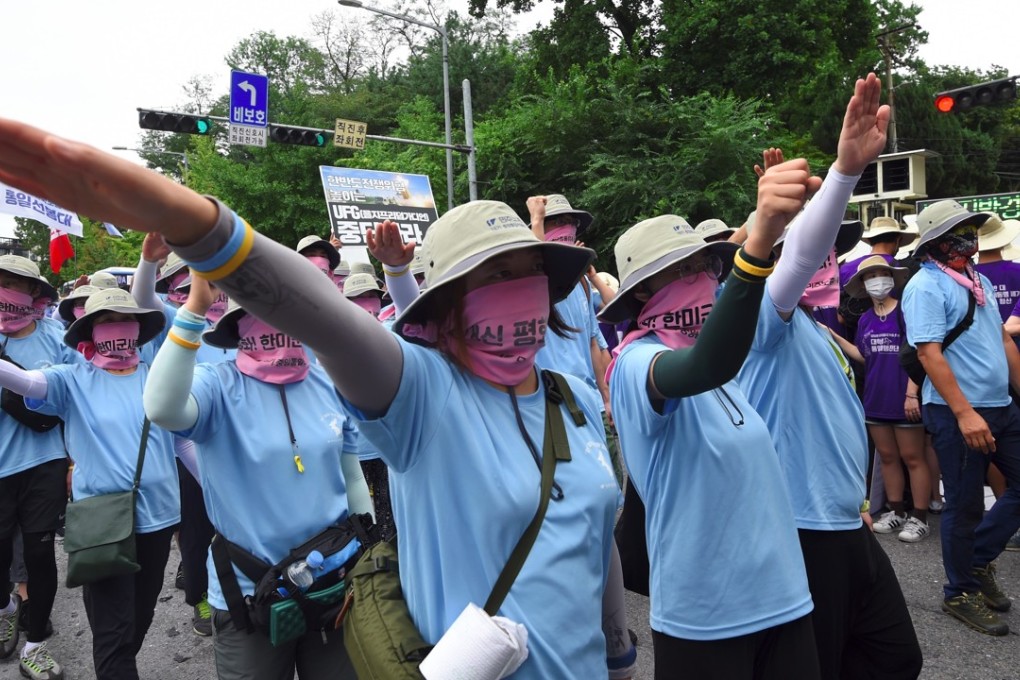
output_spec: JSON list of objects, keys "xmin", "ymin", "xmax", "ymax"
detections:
[
  {"xmin": 600, "ymin": 158, "xmax": 822, "ymax": 678},
  {"xmin": 0, "ymin": 287, "xmax": 178, "ymax": 680},
  {"xmin": 831, "ymin": 256, "xmax": 931, "ymax": 543}
]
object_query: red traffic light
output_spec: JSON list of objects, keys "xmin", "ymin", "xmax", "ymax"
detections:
[
  {"xmin": 935, "ymin": 95, "xmax": 955, "ymax": 113},
  {"xmin": 933, "ymin": 76, "xmax": 1018, "ymax": 114}
]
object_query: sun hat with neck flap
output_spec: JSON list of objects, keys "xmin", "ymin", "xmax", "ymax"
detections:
[{"xmin": 64, "ymin": 288, "xmax": 165, "ymax": 349}]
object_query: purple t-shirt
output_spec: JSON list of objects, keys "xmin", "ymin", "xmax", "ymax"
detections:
[
  {"xmin": 854, "ymin": 305, "xmax": 909, "ymax": 420},
  {"xmin": 974, "ymin": 260, "xmax": 1020, "ymax": 322}
]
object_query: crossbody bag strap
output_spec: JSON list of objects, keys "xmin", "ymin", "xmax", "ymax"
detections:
[
  {"xmin": 483, "ymin": 371, "xmax": 573, "ymax": 615},
  {"xmin": 131, "ymin": 418, "xmax": 151, "ymax": 492},
  {"xmin": 942, "ymin": 290, "xmax": 977, "ymax": 350}
]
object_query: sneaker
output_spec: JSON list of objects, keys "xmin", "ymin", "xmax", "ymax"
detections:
[
  {"xmin": 942, "ymin": 593, "xmax": 1008, "ymax": 636},
  {"xmin": 872, "ymin": 511, "xmax": 907, "ymax": 534},
  {"xmin": 175, "ymin": 562, "xmax": 185, "ymax": 591},
  {"xmin": 1, "ymin": 594, "xmax": 20, "ymax": 659},
  {"xmin": 19, "ymin": 642, "xmax": 64, "ymax": 680},
  {"xmin": 898, "ymin": 517, "xmax": 930, "ymax": 543},
  {"xmin": 1006, "ymin": 528, "xmax": 1020, "ymax": 553},
  {"xmin": 192, "ymin": 596, "xmax": 212, "ymax": 637},
  {"xmin": 928, "ymin": 499, "xmax": 945, "ymax": 514},
  {"xmin": 972, "ymin": 564, "xmax": 1011, "ymax": 612}
]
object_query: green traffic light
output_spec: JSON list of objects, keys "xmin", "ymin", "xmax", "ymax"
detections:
[
  {"xmin": 315, "ymin": 133, "xmax": 325, "ymax": 147},
  {"xmin": 196, "ymin": 119, "xmax": 211, "ymax": 135}
]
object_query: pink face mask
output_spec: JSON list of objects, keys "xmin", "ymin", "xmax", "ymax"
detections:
[
  {"xmin": 801, "ymin": 249, "xmax": 840, "ymax": 308},
  {"xmin": 0, "ymin": 286, "xmax": 37, "ymax": 333},
  {"xmin": 31, "ymin": 299, "xmax": 49, "ymax": 321},
  {"xmin": 235, "ymin": 315, "xmax": 310, "ymax": 384},
  {"xmin": 306, "ymin": 256, "xmax": 331, "ymax": 276},
  {"xmin": 544, "ymin": 225, "xmax": 577, "ymax": 244},
  {"xmin": 166, "ymin": 271, "xmax": 189, "ymax": 306},
  {"xmin": 352, "ymin": 296, "xmax": 382, "ymax": 318},
  {"xmin": 72, "ymin": 305, "xmax": 87, "ymax": 319},
  {"xmin": 205, "ymin": 292, "xmax": 229, "ymax": 324},
  {"xmin": 79, "ymin": 321, "xmax": 141, "ymax": 369},
  {"xmin": 458, "ymin": 275, "xmax": 550, "ymax": 386}
]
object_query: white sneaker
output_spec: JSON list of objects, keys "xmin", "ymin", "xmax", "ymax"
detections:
[
  {"xmin": 898, "ymin": 517, "xmax": 930, "ymax": 543},
  {"xmin": 873, "ymin": 511, "xmax": 907, "ymax": 534}
]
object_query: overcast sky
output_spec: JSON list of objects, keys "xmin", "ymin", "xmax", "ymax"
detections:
[{"xmin": 2, "ymin": 0, "xmax": 1017, "ymax": 240}]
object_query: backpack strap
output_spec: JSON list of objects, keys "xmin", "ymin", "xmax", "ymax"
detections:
[{"xmin": 943, "ymin": 290, "xmax": 977, "ymax": 350}]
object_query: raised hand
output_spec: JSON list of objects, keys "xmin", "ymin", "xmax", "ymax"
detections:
[
  {"xmin": 753, "ymin": 148, "xmax": 785, "ymax": 178},
  {"xmin": 0, "ymin": 118, "xmax": 217, "ymax": 244},
  {"xmin": 833, "ymin": 73, "xmax": 890, "ymax": 177},
  {"xmin": 745, "ymin": 158, "xmax": 822, "ymax": 260},
  {"xmin": 183, "ymin": 272, "xmax": 217, "ymax": 317},
  {"xmin": 366, "ymin": 221, "xmax": 415, "ymax": 268},
  {"xmin": 141, "ymin": 232, "xmax": 172, "ymax": 264}
]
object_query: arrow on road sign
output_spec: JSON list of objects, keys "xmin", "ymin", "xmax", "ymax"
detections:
[{"xmin": 238, "ymin": 81, "xmax": 258, "ymax": 107}]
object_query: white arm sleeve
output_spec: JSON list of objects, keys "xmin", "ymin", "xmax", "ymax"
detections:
[
  {"xmin": 341, "ymin": 453, "xmax": 375, "ymax": 519},
  {"xmin": 143, "ymin": 309, "xmax": 201, "ymax": 432},
  {"xmin": 131, "ymin": 257, "xmax": 166, "ymax": 312},
  {"xmin": 384, "ymin": 265, "xmax": 421, "ymax": 316},
  {"xmin": 0, "ymin": 361, "xmax": 47, "ymax": 399}
]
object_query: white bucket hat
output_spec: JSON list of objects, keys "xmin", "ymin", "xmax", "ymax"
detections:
[
  {"xmin": 596, "ymin": 272, "xmax": 619, "ymax": 293},
  {"xmin": 410, "ymin": 251, "xmax": 426, "ymax": 277},
  {"xmin": 392, "ymin": 200, "xmax": 593, "ymax": 338},
  {"xmin": 914, "ymin": 200, "xmax": 992, "ymax": 253},
  {"xmin": 343, "ymin": 273, "xmax": 383, "ymax": 298},
  {"xmin": 860, "ymin": 216, "xmax": 917, "ymax": 247},
  {"xmin": 598, "ymin": 215, "xmax": 738, "ymax": 324},
  {"xmin": 296, "ymin": 235, "xmax": 340, "ymax": 271},
  {"xmin": 844, "ymin": 255, "xmax": 911, "ymax": 299},
  {"xmin": 978, "ymin": 215, "xmax": 1020, "ymax": 252},
  {"xmin": 543, "ymin": 194, "xmax": 594, "ymax": 234},
  {"xmin": 89, "ymin": 272, "xmax": 120, "ymax": 290},
  {"xmin": 57, "ymin": 285, "xmax": 100, "ymax": 323},
  {"xmin": 695, "ymin": 218, "xmax": 735, "ymax": 242},
  {"xmin": 0, "ymin": 255, "xmax": 58, "ymax": 301},
  {"xmin": 333, "ymin": 260, "xmax": 351, "ymax": 277},
  {"xmin": 155, "ymin": 253, "xmax": 189, "ymax": 294},
  {"xmin": 64, "ymin": 288, "xmax": 165, "ymax": 349}
]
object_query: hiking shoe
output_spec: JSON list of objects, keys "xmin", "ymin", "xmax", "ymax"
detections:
[
  {"xmin": 19, "ymin": 642, "xmax": 64, "ymax": 680},
  {"xmin": 942, "ymin": 593, "xmax": 1008, "ymax": 636},
  {"xmin": 193, "ymin": 597, "xmax": 212, "ymax": 637},
  {"xmin": 1006, "ymin": 528, "xmax": 1020, "ymax": 553},
  {"xmin": 1, "ymin": 594, "xmax": 20, "ymax": 659},
  {"xmin": 175, "ymin": 562, "xmax": 185, "ymax": 591},
  {"xmin": 873, "ymin": 511, "xmax": 907, "ymax": 534},
  {"xmin": 928, "ymin": 499, "xmax": 945, "ymax": 514},
  {"xmin": 898, "ymin": 517, "xmax": 930, "ymax": 543},
  {"xmin": 16, "ymin": 601, "xmax": 54, "ymax": 639},
  {"xmin": 973, "ymin": 564, "xmax": 1011, "ymax": 612}
]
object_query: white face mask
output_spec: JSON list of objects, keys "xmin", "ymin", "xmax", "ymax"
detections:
[{"xmin": 864, "ymin": 276, "xmax": 894, "ymax": 300}]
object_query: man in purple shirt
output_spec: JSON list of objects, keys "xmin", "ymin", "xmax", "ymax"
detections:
[{"xmin": 839, "ymin": 216, "xmax": 917, "ymax": 287}]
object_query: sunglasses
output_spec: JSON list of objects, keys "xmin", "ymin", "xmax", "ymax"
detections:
[
  {"xmin": 544, "ymin": 214, "xmax": 580, "ymax": 229},
  {"xmin": 673, "ymin": 253, "xmax": 724, "ymax": 284}
]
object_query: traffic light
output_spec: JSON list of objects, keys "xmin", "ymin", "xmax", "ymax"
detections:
[
  {"xmin": 934, "ymin": 77, "xmax": 1017, "ymax": 113},
  {"xmin": 138, "ymin": 110, "xmax": 212, "ymax": 134},
  {"xmin": 269, "ymin": 125, "xmax": 328, "ymax": 146}
]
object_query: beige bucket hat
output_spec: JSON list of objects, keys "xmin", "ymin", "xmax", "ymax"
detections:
[
  {"xmin": 844, "ymin": 255, "xmax": 911, "ymax": 299},
  {"xmin": 861, "ymin": 216, "xmax": 917, "ymax": 247},
  {"xmin": 596, "ymin": 272, "xmax": 619, "ymax": 293},
  {"xmin": 392, "ymin": 200, "xmax": 593, "ymax": 338},
  {"xmin": 343, "ymin": 273, "xmax": 383, "ymax": 298},
  {"xmin": 977, "ymin": 214, "xmax": 1020, "ymax": 252},
  {"xmin": 410, "ymin": 251, "xmax": 426, "ymax": 278},
  {"xmin": 89, "ymin": 272, "xmax": 120, "ymax": 290},
  {"xmin": 914, "ymin": 200, "xmax": 992, "ymax": 253},
  {"xmin": 155, "ymin": 253, "xmax": 189, "ymax": 294},
  {"xmin": 333, "ymin": 260, "xmax": 351, "ymax": 278},
  {"xmin": 64, "ymin": 288, "xmax": 165, "ymax": 348},
  {"xmin": 296, "ymin": 235, "xmax": 340, "ymax": 271},
  {"xmin": 0, "ymin": 255, "xmax": 58, "ymax": 301},
  {"xmin": 57, "ymin": 285, "xmax": 100, "ymax": 323},
  {"xmin": 695, "ymin": 218, "xmax": 735, "ymax": 242},
  {"xmin": 598, "ymin": 215, "xmax": 738, "ymax": 324},
  {"xmin": 543, "ymin": 194, "xmax": 594, "ymax": 234}
]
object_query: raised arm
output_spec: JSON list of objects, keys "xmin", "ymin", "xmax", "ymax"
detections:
[
  {"xmin": 131, "ymin": 233, "xmax": 171, "ymax": 312},
  {"xmin": 367, "ymin": 220, "xmax": 419, "ymax": 316}
]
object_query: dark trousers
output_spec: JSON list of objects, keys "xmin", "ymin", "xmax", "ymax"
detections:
[
  {"xmin": 360, "ymin": 459, "xmax": 395, "ymax": 541},
  {"xmin": 177, "ymin": 460, "xmax": 214, "ymax": 606},
  {"xmin": 924, "ymin": 403, "xmax": 1020, "ymax": 598},
  {"xmin": 799, "ymin": 526, "xmax": 921, "ymax": 680},
  {"xmin": 82, "ymin": 527, "xmax": 174, "ymax": 680},
  {"xmin": 651, "ymin": 614, "xmax": 820, "ymax": 680}
]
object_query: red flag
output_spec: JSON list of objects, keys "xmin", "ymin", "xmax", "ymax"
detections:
[{"xmin": 49, "ymin": 229, "xmax": 75, "ymax": 274}]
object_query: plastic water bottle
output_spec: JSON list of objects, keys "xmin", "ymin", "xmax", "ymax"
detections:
[
  {"xmin": 315, "ymin": 539, "xmax": 362, "ymax": 579},
  {"xmin": 282, "ymin": 551, "xmax": 324, "ymax": 593}
]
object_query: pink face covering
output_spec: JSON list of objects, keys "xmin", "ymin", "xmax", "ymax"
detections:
[
  {"xmin": 801, "ymin": 249, "xmax": 840, "ymax": 308},
  {"xmin": 235, "ymin": 315, "xmax": 310, "ymax": 384},
  {"xmin": 352, "ymin": 296, "xmax": 382, "ymax": 318},
  {"xmin": 458, "ymin": 275, "xmax": 550, "ymax": 386},
  {"xmin": 166, "ymin": 271, "xmax": 189, "ymax": 306},
  {"xmin": 31, "ymin": 299, "xmax": 49, "ymax": 321},
  {"xmin": 0, "ymin": 286, "xmax": 37, "ymax": 333},
  {"xmin": 205, "ymin": 292, "xmax": 229, "ymax": 324},
  {"xmin": 544, "ymin": 225, "xmax": 577, "ymax": 244},
  {"xmin": 79, "ymin": 321, "xmax": 141, "ymax": 369},
  {"xmin": 72, "ymin": 305, "xmax": 87, "ymax": 319},
  {"xmin": 605, "ymin": 273, "xmax": 717, "ymax": 383},
  {"xmin": 306, "ymin": 256, "xmax": 332, "ymax": 276}
]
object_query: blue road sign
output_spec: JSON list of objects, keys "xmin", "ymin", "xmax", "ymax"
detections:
[{"xmin": 229, "ymin": 70, "xmax": 269, "ymax": 128}]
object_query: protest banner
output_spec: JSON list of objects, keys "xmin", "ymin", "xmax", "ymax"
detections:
[{"xmin": 319, "ymin": 166, "xmax": 437, "ymax": 247}]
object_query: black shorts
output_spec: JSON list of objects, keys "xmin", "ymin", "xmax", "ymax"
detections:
[{"xmin": 0, "ymin": 458, "xmax": 69, "ymax": 538}]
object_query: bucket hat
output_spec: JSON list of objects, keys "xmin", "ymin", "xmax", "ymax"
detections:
[
  {"xmin": 410, "ymin": 251, "xmax": 426, "ymax": 278},
  {"xmin": 978, "ymin": 214, "xmax": 1020, "ymax": 252},
  {"xmin": 844, "ymin": 255, "xmax": 911, "ymax": 299},
  {"xmin": 0, "ymin": 255, "xmax": 58, "ymax": 301},
  {"xmin": 64, "ymin": 288, "xmax": 165, "ymax": 349},
  {"xmin": 598, "ymin": 215, "xmax": 738, "ymax": 324},
  {"xmin": 392, "ymin": 200, "xmax": 594, "ymax": 338},
  {"xmin": 296, "ymin": 235, "xmax": 340, "ymax": 271},
  {"xmin": 343, "ymin": 273, "xmax": 383, "ymax": 298},
  {"xmin": 775, "ymin": 219, "xmax": 863, "ymax": 257},
  {"xmin": 862, "ymin": 216, "xmax": 917, "ymax": 247},
  {"xmin": 57, "ymin": 285, "xmax": 100, "ymax": 324},
  {"xmin": 89, "ymin": 272, "xmax": 120, "ymax": 290},
  {"xmin": 695, "ymin": 218, "xmax": 735, "ymax": 242},
  {"xmin": 914, "ymin": 200, "xmax": 992, "ymax": 253},
  {"xmin": 333, "ymin": 260, "xmax": 351, "ymax": 278},
  {"xmin": 596, "ymin": 272, "xmax": 619, "ymax": 293},
  {"xmin": 543, "ymin": 194, "xmax": 594, "ymax": 235},
  {"xmin": 155, "ymin": 253, "xmax": 189, "ymax": 294},
  {"xmin": 201, "ymin": 299, "xmax": 248, "ymax": 349}
]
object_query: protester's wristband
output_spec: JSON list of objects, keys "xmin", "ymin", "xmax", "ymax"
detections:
[
  {"xmin": 173, "ymin": 317, "xmax": 206, "ymax": 333},
  {"xmin": 732, "ymin": 248, "xmax": 775, "ymax": 283},
  {"xmin": 185, "ymin": 211, "xmax": 255, "ymax": 281},
  {"xmin": 383, "ymin": 264, "xmax": 410, "ymax": 278},
  {"xmin": 167, "ymin": 331, "xmax": 201, "ymax": 351}
]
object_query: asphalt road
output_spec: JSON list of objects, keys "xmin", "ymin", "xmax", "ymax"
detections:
[{"xmin": 2, "ymin": 521, "xmax": 1018, "ymax": 679}]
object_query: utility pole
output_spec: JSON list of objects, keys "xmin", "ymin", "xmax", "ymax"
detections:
[{"xmin": 876, "ymin": 23, "xmax": 918, "ymax": 154}]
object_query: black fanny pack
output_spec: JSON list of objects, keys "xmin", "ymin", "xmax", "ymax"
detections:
[
  {"xmin": 212, "ymin": 512, "xmax": 377, "ymax": 646},
  {"xmin": 0, "ymin": 338, "xmax": 62, "ymax": 433}
]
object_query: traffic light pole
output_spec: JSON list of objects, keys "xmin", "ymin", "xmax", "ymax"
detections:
[{"xmin": 875, "ymin": 23, "xmax": 916, "ymax": 154}]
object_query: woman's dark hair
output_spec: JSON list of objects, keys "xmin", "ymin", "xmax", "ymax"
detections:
[{"xmin": 869, "ymin": 231, "xmax": 902, "ymax": 246}]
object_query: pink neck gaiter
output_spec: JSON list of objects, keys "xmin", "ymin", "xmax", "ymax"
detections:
[
  {"xmin": 79, "ymin": 321, "xmax": 141, "ymax": 369},
  {"xmin": 0, "ymin": 287, "xmax": 37, "ymax": 333},
  {"xmin": 606, "ymin": 273, "xmax": 717, "ymax": 383},
  {"xmin": 205, "ymin": 292, "xmax": 229, "ymax": 324},
  {"xmin": 235, "ymin": 315, "xmax": 310, "ymax": 384},
  {"xmin": 352, "ymin": 296, "xmax": 382, "ymax": 318},
  {"xmin": 166, "ymin": 271, "xmax": 189, "ymax": 306},
  {"xmin": 928, "ymin": 258, "xmax": 987, "ymax": 307},
  {"xmin": 801, "ymin": 249, "xmax": 840, "ymax": 308},
  {"xmin": 544, "ymin": 226, "xmax": 577, "ymax": 244},
  {"xmin": 306, "ymin": 256, "xmax": 331, "ymax": 276}
]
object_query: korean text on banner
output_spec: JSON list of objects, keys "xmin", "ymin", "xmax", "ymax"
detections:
[
  {"xmin": 0, "ymin": 181, "xmax": 84, "ymax": 237},
  {"xmin": 319, "ymin": 166, "xmax": 438, "ymax": 247}
]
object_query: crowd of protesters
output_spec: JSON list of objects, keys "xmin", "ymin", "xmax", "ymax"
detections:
[{"xmin": 0, "ymin": 72, "xmax": 1017, "ymax": 680}]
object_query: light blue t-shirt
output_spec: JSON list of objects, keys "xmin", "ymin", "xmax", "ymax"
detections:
[
  {"xmin": 737, "ymin": 287, "xmax": 868, "ymax": 531},
  {"xmin": 611, "ymin": 337, "xmax": 812, "ymax": 640},
  {"xmin": 139, "ymin": 304, "xmax": 176, "ymax": 366},
  {"xmin": 537, "ymin": 282, "xmax": 603, "ymax": 393},
  {"xmin": 902, "ymin": 264, "xmax": 1010, "ymax": 408},
  {"xmin": 179, "ymin": 362, "xmax": 358, "ymax": 611},
  {"xmin": 0, "ymin": 322, "xmax": 81, "ymax": 477},
  {"xmin": 32, "ymin": 362, "xmax": 179, "ymax": 533},
  {"xmin": 342, "ymin": 337, "xmax": 620, "ymax": 680}
]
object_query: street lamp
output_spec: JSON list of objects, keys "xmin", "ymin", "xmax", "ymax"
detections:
[
  {"xmin": 339, "ymin": 0, "xmax": 455, "ymax": 211},
  {"xmin": 112, "ymin": 146, "xmax": 189, "ymax": 182}
]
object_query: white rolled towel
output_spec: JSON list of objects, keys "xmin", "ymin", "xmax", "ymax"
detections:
[{"xmin": 420, "ymin": 602, "xmax": 529, "ymax": 680}]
